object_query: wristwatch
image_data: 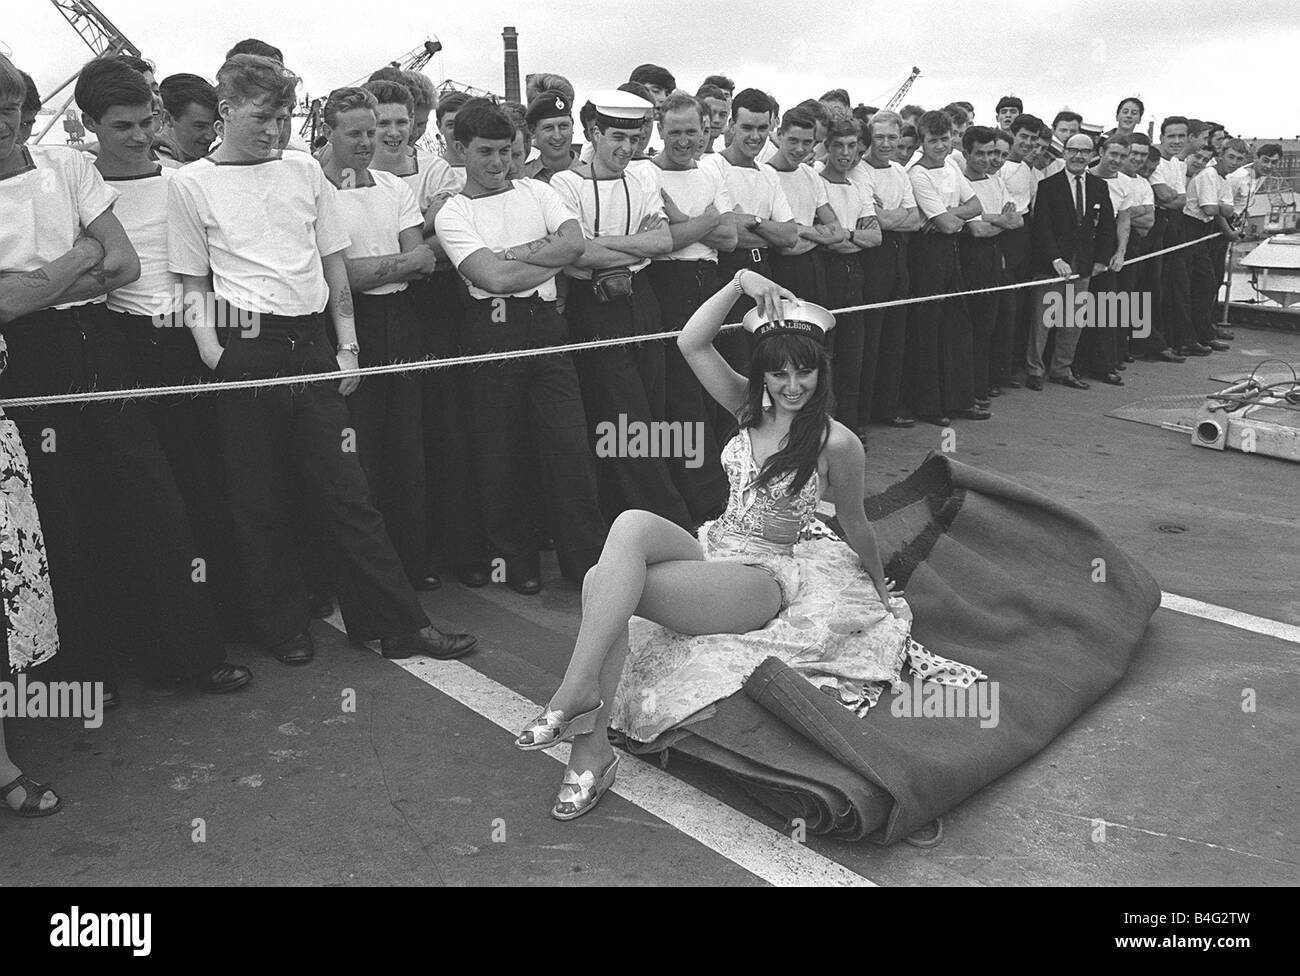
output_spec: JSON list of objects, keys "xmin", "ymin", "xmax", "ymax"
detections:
[{"xmin": 337, "ymin": 342, "xmax": 360, "ymax": 355}]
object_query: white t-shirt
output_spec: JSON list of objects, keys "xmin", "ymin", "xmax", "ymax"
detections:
[
  {"xmin": 167, "ymin": 152, "xmax": 351, "ymax": 317},
  {"xmin": 999, "ymin": 159, "xmax": 1036, "ymax": 214},
  {"xmin": 965, "ymin": 173, "xmax": 1007, "ymax": 230},
  {"xmin": 0, "ymin": 145, "xmax": 117, "ymax": 274},
  {"xmin": 1225, "ymin": 165, "xmax": 1259, "ymax": 210},
  {"xmin": 857, "ymin": 159, "xmax": 917, "ymax": 213},
  {"xmin": 1184, "ymin": 168, "xmax": 1226, "ymax": 223},
  {"xmin": 1091, "ymin": 169, "xmax": 1135, "ymax": 216},
  {"xmin": 551, "ymin": 163, "xmax": 665, "ymax": 279},
  {"xmin": 435, "ymin": 179, "xmax": 576, "ymax": 301},
  {"xmin": 768, "ymin": 163, "xmax": 828, "ymax": 226},
  {"xmin": 102, "ymin": 166, "xmax": 178, "ymax": 316},
  {"xmin": 334, "ymin": 169, "xmax": 424, "ymax": 295},
  {"xmin": 821, "ymin": 176, "xmax": 874, "ymax": 250},
  {"xmin": 1128, "ymin": 175, "xmax": 1155, "ymax": 209},
  {"xmin": 907, "ymin": 160, "xmax": 976, "ymax": 221},
  {"xmin": 400, "ymin": 151, "xmax": 461, "ymax": 215},
  {"xmin": 697, "ymin": 153, "xmax": 795, "ymax": 224},
  {"xmin": 1151, "ymin": 155, "xmax": 1187, "ymax": 196},
  {"xmin": 654, "ymin": 165, "xmax": 733, "ymax": 262}
]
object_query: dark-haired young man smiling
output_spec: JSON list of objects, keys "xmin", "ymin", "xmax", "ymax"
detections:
[{"xmin": 435, "ymin": 100, "xmax": 606, "ymax": 594}]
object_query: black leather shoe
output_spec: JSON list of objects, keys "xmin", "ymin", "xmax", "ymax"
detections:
[
  {"xmin": 410, "ymin": 572, "xmax": 442, "ymax": 591},
  {"xmin": 1152, "ymin": 348, "xmax": 1186, "ymax": 363},
  {"xmin": 1026, "ymin": 376, "xmax": 1044, "ymax": 391},
  {"xmin": 1214, "ymin": 327, "xmax": 1235, "ymax": 340},
  {"xmin": 1123, "ymin": 354, "xmax": 1136, "ymax": 363},
  {"xmin": 269, "ymin": 631, "xmax": 314, "ymax": 665},
  {"xmin": 1181, "ymin": 344, "xmax": 1212, "ymax": 357},
  {"xmin": 380, "ymin": 626, "xmax": 477, "ymax": 660},
  {"xmin": 1207, "ymin": 339, "xmax": 1230, "ymax": 351},
  {"xmin": 1098, "ymin": 372, "xmax": 1125, "ymax": 386},
  {"xmin": 1001, "ymin": 377, "xmax": 1024, "ymax": 389},
  {"xmin": 888, "ymin": 415, "xmax": 916, "ymax": 428},
  {"xmin": 953, "ymin": 407, "xmax": 992, "ymax": 420},
  {"xmin": 308, "ymin": 593, "xmax": 334, "ymax": 619},
  {"xmin": 1049, "ymin": 374, "xmax": 1091, "ymax": 389},
  {"xmin": 1116, "ymin": 362, "xmax": 1127, "ymax": 371},
  {"xmin": 457, "ymin": 566, "xmax": 491, "ymax": 588},
  {"xmin": 987, "ymin": 386, "xmax": 1002, "ymax": 397},
  {"xmin": 197, "ymin": 663, "xmax": 253, "ymax": 694},
  {"xmin": 919, "ymin": 414, "xmax": 952, "ymax": 427},
  {"xmin": 508, "ymin": 576, "xmax": 542, "ymax": 596}
]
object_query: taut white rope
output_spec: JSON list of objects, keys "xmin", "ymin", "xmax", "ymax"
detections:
[{"xmin": 0, "ymin": 232, "xmax": 1221, "ymax": 409}]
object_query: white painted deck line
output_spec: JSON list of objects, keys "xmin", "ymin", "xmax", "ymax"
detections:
[{"xmin": 323, "ymin": 614, "xmax": 873, "ymax": 887}]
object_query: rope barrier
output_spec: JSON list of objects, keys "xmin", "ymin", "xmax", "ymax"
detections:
[{"xmin": 0, "ymin": 231, "xmax": 1222, "ymax": 409}]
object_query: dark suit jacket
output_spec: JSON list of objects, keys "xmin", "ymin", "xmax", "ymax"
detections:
[{"xmin": 1030, "ymin": 169, "xmax": 1117, "ymax": 276}]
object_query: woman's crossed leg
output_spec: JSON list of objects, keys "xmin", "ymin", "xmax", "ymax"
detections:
[{"xmin": 547, "ymin": 509, "xmax": 783, "ymax": 776}]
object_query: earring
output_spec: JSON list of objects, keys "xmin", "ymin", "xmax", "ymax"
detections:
[{"xmin": 761, "ymin": 388, "xmax": 773, "ymax": 410}]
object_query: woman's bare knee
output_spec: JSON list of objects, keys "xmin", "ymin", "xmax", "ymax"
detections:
[{"xmin": 601, "ymin": 510, "xmax": 701, "ymax": 566}]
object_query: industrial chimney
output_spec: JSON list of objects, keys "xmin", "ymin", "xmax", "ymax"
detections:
[{"xmin": 502, "ymin": 27, "xmax": 520, "ymax": 103}]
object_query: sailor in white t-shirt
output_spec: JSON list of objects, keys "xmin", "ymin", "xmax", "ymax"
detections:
[
  {"xmin": 433, "ymin": 99, "xmax": 606, "ymax": 590},
  {"xmin": 1149, "ymin": 117, "xmax": 1202, "ymax": 354},
  {"xmin": 764, "ymin": 107, "xmax": 844, "ymax": 305},
  {"xmin": 1181, "ymin": 146, "xmax": 1231, "ymax": 348},
  {"xmin": 549, "ymin": 89, "xmax": 690, "ymax": 527},
  {"xmin": 320, "ymin": 87, "xmax": 444, "ymax": 589},
  {"xmin": 904, "ymin": 111, "xmax": 985, "ymax": 423},
  {"xmin": 855, "ymin": 110, "xmax": 923, "ymax": 428},
  {"xmin": 960, "ymin": 126, "xmax": 1023, "ymax": 405},
  {"xmin": 1083, "ymin": 133, "xmax": 1139, "ymax": 380},
  {"xmin": 167, "ymin": 56, "xmax": 474, "ymax": 663},
  {"xmin": 646, "ymin": 93, "xmax": 737, "ymax": 522},
  {"xmin": 695, "ymin": 88, "xmax": 798, "ymax": 378},
  {"xmin": 818, "ymin": 118, "xmax": 881, "ymax": 432}
]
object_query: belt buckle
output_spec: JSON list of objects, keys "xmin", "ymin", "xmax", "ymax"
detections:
[{"xmin": 750, "ymin": 248, "xmax": 762, "ymax": 264}]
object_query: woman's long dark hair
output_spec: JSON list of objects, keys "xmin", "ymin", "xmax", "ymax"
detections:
[{"xmin": 737, "ymin": 333, "xmax": 833, "ymax": 496}]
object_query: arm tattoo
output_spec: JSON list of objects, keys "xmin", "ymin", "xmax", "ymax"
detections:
[
  {"xmin": 18, "ymin": 269, "xmax": 51, "ymax": 289},
  {"xmin": 374, "ymin": 257, "xmax": 400, "ymax": 281},
  {"xmin": 858, "ymin": 215, "xmax": 880, "ymax": 231},
  {"xmin": 335, "ymin": 289, "xmax": 354, "ymax": 318},
  {"xmin": 521, "ymin": 234, "xmax": 554, "ymax": 256},
  {"xmin": 88, "ymin": 262, "xmax": 110, "ymax": 287}
]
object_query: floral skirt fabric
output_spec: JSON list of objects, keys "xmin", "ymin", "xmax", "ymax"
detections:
[
  {"xmin": 0, "ymin": 412, "xmax": 59, "ymax": 672},
  {"xmin": 610, "ymin": 524, "xmax": 985, "ymax": 743}
]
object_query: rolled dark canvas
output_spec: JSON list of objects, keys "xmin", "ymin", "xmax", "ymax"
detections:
[{"xmin": 625, "ymin": 453, "xmax": 1160, "ymax": 844}]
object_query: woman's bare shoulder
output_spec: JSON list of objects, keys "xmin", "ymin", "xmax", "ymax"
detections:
[{"xmin": 821, "ymin": 419, "xmax": 865, "ymax": 464}]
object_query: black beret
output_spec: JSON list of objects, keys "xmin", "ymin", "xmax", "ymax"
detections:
[{"xmin": 526, "ymin": 90, "xmax": 572, "ymax": 127}]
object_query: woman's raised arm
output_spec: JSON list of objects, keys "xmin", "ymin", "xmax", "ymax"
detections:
[{"xmin": 677, "ymin": 270, "xmax": 797, "ymax": 416}]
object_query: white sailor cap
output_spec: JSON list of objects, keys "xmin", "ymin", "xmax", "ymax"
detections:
[
  {"xmin": 589, "ymin": 88, "xmax": 654, "ymax": 128},
  {"xmin": 742, "ymin": 300, "xmax": 836, "ymax": 344}
]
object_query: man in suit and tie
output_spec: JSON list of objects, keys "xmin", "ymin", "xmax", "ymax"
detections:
[{"xmin": 1025, "ymin": 133, "xmax": 1117, "ymax": 391}]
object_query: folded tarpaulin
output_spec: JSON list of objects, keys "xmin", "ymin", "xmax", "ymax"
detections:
[{"xmin": 623, "ymin": 452, "xmax": 1161, "ymax": 845}]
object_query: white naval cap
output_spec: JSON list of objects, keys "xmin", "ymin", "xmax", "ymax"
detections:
[{"xmin": 589, "ymin": 88, "xmax": 654, "ymax": 128}]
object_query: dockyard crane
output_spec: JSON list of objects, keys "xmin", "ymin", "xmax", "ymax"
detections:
[
  {"xmin": 38, "ymin": 0, "xmax": 142, "ymax": 142},
  {"xmin": 883, "ymin": 66, "xmax": 921, "ymax": 112},
  {"xmin": 300, "ymin": 37, "xmax": 446, "ymax": 145}
]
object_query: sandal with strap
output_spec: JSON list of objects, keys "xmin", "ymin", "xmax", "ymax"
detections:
[
  {"xmin": 551, "ymin": 753, "xmax": 621, "ymax": 821},
  {"xmin": 1, "ymin": 773, "xmax": 64, "ymax": 818},
  {"xmin": 515, "ymin": 700, "xmax": 604, "ymax": 751}
]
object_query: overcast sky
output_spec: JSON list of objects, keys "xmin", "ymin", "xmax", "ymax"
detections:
[{"xmin": 6, "ymin": 0, "xmax": 1298, "ymax": 140}]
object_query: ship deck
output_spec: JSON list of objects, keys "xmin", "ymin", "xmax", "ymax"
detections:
[{"xmin": 3, "ymin": 324, "xmax": 1297, "ymax": 887}]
